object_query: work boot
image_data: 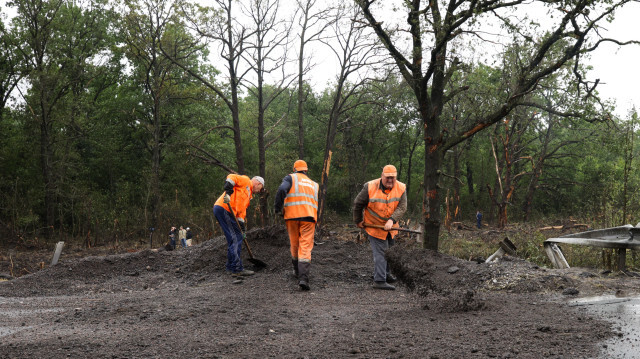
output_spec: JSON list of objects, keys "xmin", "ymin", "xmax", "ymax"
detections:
[
  {"xmin": 298, "ymin": 261, "xmax": 311, "ymax": 291},
  {"xmin": 299, "ymin": 280, "xmax": 310, "ymax": 291},
  {"xmin": 230, "ymin": 272, "xmax": 244, "ymax": 280},
  {"xmin": 372, "ymin": 281, "xmax": 395, "ymax": 290},
  {"xmin": 291, "ymin": 259, "xmax": 299, "ymax": 278},
  {"xmin": 231, "ymin": 269, "xmax": 254, "ymax": 277},
  {"xmin": 386, "ymin": 273, "xmax": 397, "ymax": 284}
]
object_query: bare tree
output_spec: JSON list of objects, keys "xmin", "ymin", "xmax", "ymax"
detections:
[
  {"xmin": 357, "ymin": 0, "xmax": 640, "ymax": 250},
  {"xmin": 0, "ymin": 21, "xmax": 23, "ymax": 123},
  {"xmin": 243, "ymin": 0, "xmax": 297, "ymax": 225},
  {"xmin": 161, "ymin": 0, "xmax": 253, "ymax": 174},
  {"xmin": 293, "ymin": 0, "xmax": 333, "ymax": 158},
  {"xmin": 486, "ymin": 107, "xmax": 533, "ymax": 228},
  {"xmin": 316, "ymin": 3, "xmax": 387, "ymax": 228}
]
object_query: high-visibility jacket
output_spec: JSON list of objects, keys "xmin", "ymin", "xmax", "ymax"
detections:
[
  {"xmin": 363, "ymin": 179, "xmax": 406, "ymax": 240},
  {"xmin": 283, "ymin": 173, "xmax": 319, "ymax": 222},
  {"xmin": 214, "ymin": 174, "xmax": 254, "ymax": 222}
]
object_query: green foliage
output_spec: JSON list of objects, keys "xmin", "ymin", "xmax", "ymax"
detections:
[{"xmin": 1, "ymin": 0, "xmax": 639, "ymax": 253}]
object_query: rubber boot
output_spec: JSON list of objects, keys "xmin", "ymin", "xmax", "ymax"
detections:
[
  {"xmin": 291, "ymin": 259, "xmax": 299, "ymax": 278},
  {"xmin": 298, "ymin": 262, "xmax": 310, "ymax": 291}
]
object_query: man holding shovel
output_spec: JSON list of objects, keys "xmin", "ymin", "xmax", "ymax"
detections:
[
  {"xmin": 213, "ymin": 173, "xmax": 264, "ymax": 278},
  {"xmin": 274, "ymin": 160, "xmax": 319, "ymax": 291},
  {"xmin": 353, "ymin": 165, "xmax": 407, "ymax": 290}
]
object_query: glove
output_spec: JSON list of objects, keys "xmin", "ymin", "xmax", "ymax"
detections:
[
  {"xmin": 223, "ymin": 194, "xmax": 230, "ymax": 203},
  {"xmin": 239, "ymin": 221, "xmax": 246, "ymax": 232}
]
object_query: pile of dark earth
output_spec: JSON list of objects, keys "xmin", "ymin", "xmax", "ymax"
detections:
[{"xmin": 1, "ymin": 224, "xmax": 629, "ymax": 358}]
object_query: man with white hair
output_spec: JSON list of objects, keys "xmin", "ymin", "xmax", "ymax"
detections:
[{"xmin": 213, "ymin": 173, "xmax": 264, "ymax": 278}]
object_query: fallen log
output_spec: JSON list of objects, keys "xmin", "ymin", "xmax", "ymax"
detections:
[
  {"xmin": 539, "ymin": 224, "xmax": 589, "ymax": 231},
  {"xmin": 451, "ymin": 222, "xmax": 474, "ymax": 230}
]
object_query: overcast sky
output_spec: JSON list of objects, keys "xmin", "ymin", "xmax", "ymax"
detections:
[
  {"xmin": 307, "ymin": 2, "xmax": 640, "ymax": 119},
  {"xmin": 587, "ymin": 4, "xmax": 640, "ymax": 119},
  {"xmin": 1, "ymin": 0, "xmax": 638, "ymax": 118}
]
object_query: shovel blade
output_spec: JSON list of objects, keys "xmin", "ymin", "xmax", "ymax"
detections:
[{"xmin": 248, "ymin": 257, "xmax": 268, "ymax": 269}]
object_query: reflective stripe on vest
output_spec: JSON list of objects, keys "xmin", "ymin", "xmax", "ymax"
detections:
[
  {"xmin": 363, "ymin": 179, "xmax": 406, "ymax": 240},
  {"xmin": 284, "ymin": 173, "xmax": 319, "ymax": 221}
]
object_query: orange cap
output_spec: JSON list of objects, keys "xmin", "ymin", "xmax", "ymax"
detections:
[
  {"xmin": 382, "ymin": 164, "xmax": 397, "ymax": 177},
  {"xmin": 293, "ymin": 160, "xmax": 308, "ymax": 171}
]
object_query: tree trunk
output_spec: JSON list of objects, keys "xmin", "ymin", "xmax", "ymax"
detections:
[
  {"xmin": 422, "ymin": 96, "xmax": 444, "ymax": 250},
  {"xmin": 405, "ymin": 127, "xmax": 420, "ymax": 197},
  {"xmin": 466, "ymin": 162, "xmax": 474, "ymax": 202},
  {"xmin": 226, "ymin": 6, "xmax": 245, "ymax": 174},
  {"xmin": 317, "ymin": 84, "xmax": 343, "ymax": 228},
  {"xmin": 151, "ymin": 102, "xmax": 162, "ymax": 233},
  {"xmin": 258, "ymin": 97, "xmax": 268, "ymax": 226},
  {"xmin": 40, "ymin": 116, "xmax": 55, "ymax": 237},
  {"xmin": 230, "ymin": 89, "xmax": 245, "ymax": 174},
  {"xmin": 452, "ymin": 148, "xmax": 461, "ymax": 221},
  {"xmin": 296, "ymin": 25, "xmax": 306, "ymax": 159},
  {"xmin": 317, "ymin": 108, "xmax": 338, "ymax": 227},
  {"xmin": 423, "ymin": 145, "xmax": 443, "ymax": 251}
]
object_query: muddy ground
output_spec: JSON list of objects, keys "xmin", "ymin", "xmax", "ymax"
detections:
[{"xmin": 1, "ymin": 224, "xmax": 638, "ymax": 358}]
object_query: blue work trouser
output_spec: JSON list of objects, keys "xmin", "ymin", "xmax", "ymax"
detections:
[
  {"xmin": 213, "ymin": 205, "xmax": 244, "ymax": 273},
  {"xmin": 369, "ymin": 233, "xmax": 395, "ymax": 283}
]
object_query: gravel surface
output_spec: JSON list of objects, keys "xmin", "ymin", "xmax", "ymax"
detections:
[{"xmin": 1, "ymin": 224, "xmax": 635, "ymax": 358}]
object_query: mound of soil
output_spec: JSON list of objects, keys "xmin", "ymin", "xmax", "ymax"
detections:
[{"xmin": 0, "ymin": 224, "xmax": 633, "ymax": 358}]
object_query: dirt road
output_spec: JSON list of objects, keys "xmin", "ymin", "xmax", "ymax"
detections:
[{"xmin": 0, "ymin": 225, "xmax": 629, "ymax": 358}]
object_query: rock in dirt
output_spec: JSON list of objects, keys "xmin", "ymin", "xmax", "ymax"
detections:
[{"xmin": 562, "ymin": 287, "xmax": 579, "ymax": 296}]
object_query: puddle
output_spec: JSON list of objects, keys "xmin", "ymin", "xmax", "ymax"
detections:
[
  {"xmin": 570, "ymin": 295, "xmax": 640, "ymax": 358},
  {"xmin": 0, "ymin": 300, "xmax": 65, "ymax": 339},
  {"xmin": 0, "ymin": 307, "xmax": 64, "ymax": 319},
  {"xmin": 0, "ymin": 326, "xmax": 32, "ymax": 337}
]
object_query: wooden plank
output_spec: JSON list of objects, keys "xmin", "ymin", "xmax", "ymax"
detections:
[{"xmin": 51, "ymin": 241, "xmax": 64, "ymax": 266}]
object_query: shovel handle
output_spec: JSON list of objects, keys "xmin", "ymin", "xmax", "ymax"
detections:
[
  {"xmin": 363, "ymin": 223, "xmax": 422, "ymax": 234},
  {"xmin": 243, "ymin": 237, "xmax": 256, "ymax": 258}
]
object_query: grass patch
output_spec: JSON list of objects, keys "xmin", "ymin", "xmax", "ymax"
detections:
[{"xmin": 439, "ymin": 225, "xmax": 640, "ymax": 271}]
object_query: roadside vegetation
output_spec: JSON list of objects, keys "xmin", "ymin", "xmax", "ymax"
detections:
[{"xmin": 2, "ymin": 0, "xmax": 640, "ymax": 268}]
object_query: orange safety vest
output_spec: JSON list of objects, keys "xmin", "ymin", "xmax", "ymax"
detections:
[
  {"xmin": 283, "ymin": 173, "xmax": 319, "ymax": 222},
  {"xmin": 363, "ymin": 179, "xmax": 406, "ymax": 240},
  {"xmin": 214, "ymin": 174, "xmax": 254, "ymax": 221}
]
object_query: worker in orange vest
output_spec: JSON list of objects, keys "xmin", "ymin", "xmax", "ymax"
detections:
[
  {"xmin": 274, "ymin": 160, "xmax": 319, "ymax": 291},
  {"xmin": 353, "ymin": 165, "xmax": 407, "ymax": 290},
  {"xmin": 213, "ymin": 173, "xmax": 264, "ymax": 278}
]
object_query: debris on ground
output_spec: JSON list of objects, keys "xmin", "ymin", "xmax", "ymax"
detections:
[{"xmin": 0, "ymin": 223, "xmax": 635, "ymax": 358}]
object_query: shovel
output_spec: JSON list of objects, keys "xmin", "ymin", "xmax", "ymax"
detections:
[
  {"xmin": 363, "ymin": 223, "xmax": 422, "ymax": 234},
  {"xmin": 362, "ymin": 223, "xmax": 423, "ymax": 243},
  {"xmin": 226, "ymin": 202, "xmax": 267, "ymax": 269}
]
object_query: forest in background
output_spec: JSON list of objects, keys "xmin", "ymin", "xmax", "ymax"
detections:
[{"xmin": 1, "ymin": 0, "xmax": 639, "ymax": 250}]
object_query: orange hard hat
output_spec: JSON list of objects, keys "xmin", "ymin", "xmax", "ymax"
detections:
[
  {"xmin": 382, "ymin": 164, "xmax": 397, "ymax": 177},
  {"xmin": 293, "ymin": 160, "xmax": 308, "ymax": 171}
]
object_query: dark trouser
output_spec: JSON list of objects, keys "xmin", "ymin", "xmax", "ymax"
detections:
[
  {"xmin": 213, "ymin": 205, "xmax": 244, "ymax": 273},
  {"xmin": 369, "ymin": 233, "xmax": 394, "ymax": 283},
  {"xmin": 181, "ymin": 238, "xmax": 187, "ymax": 248}
]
